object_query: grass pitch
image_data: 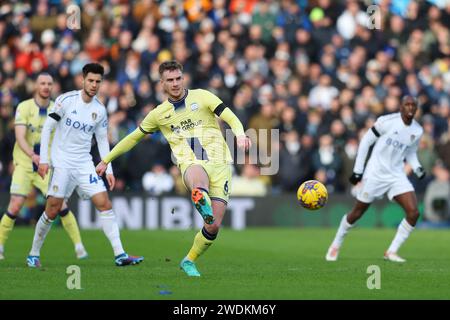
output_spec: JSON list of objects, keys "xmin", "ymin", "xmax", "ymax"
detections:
[{"xmin": 1, "ymin": 227, "xmax": 449, "ymax": 300}]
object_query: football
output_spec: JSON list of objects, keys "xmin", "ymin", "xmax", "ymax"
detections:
[{"xmin": 297, "ymin": 180, "xmax": 328, "ymax": 210}]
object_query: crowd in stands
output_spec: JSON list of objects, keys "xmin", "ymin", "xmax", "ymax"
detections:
[{"xmin": 0, "ymin": 0, "xmax": 449, "ymax": 199}]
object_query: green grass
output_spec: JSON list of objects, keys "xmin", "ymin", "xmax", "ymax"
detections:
[{"xmin": 1, "ymin": 227, "xmax": 450, "ymax": 300}]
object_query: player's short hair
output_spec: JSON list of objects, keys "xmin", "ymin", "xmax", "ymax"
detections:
[
  {"xmin": 35, "ymin": 72, "xmax": 53, "ymax": 82},
  {"xmin": 82, "ymin": 63, "xmax": 104, "ymax": 78},
  {"xmin": 36, "ymin": 72, "xmax": 52, "ymax": 79},
  {"xmin": 401, "ymin": 95, "xmax": 418, "ymax": 105},
  {"xmin": 158, "ymin": 60, "xmax": 183, "ymax": 77}
]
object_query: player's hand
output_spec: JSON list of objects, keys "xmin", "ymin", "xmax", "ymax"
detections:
[
  {"xmin": 31, "ymin": 154, "xmax": 40, "ymax": 167},
  {"xmin": 237, "ymin": 135, "xmax": 252, "ymax": 152},
  {"xmin": 96, "ymin": 161, "xmax": 108, "ymax": 176},
  {"xmin": 106, "ymin": 174, "xmax": 115, "ymax": 191},
  {"xmin": 38, "ymin": 164, "xmax": 49, "ymax": 179},
  {"xmin": 349, "ymin": 172, "xmax": 363, "ymax": 185},
  {"xmin": 414, "ymin": 167, "xmax": 426, "ymax": 180}
]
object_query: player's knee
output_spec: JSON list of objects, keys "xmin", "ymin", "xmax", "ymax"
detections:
[
  {"xmin": 45, "ymin": 199, "xmax": 63, "ymax": 218},
  {"xmin": 186, "ymin": 166, "xmax": 209, "ymax": 189},
  {"xmin": 45, "ymin": 207, "xmax": 60, "ymax": 219},
  {"xmin": 7, "ymin": 201, "xmax": 22, "ymax": 216},
  {"xmin": 91, "ymin": 192, "xmax": 112, "ymax": 211},
  {"xmin": 46, "ymin": 202, "xmax": 61, "ymax": 213},
  {"xmin": 407, "ymin": 208, "xmax": 420, "ymax": 221},
  {"xmin": 96, "ymin": 198, "xmax": 112, "ymax": 212}
]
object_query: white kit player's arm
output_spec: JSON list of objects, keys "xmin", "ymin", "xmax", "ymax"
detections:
[
  {"xmin": 95, "ymin": 114, "xmax": 113, "ymax": 175},
  {"xmin": 39, "ymin": 116, "xmax": 58, "ymax": 164},
  {"xmin": 405, "ymin": 137, "xmax": 425, "ymax": 179},
  {"xmin": 353, "ymin": 128, "xmax": 379, "ymax": 174},
  {"xmin": 40, "ymin": 96, "xmax": 67, "ymax": 164}
]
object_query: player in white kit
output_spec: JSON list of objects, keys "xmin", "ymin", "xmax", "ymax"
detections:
[
  {"xmin": 26, "ymin": 63, "xmax": 143, "ymax": 267},
  {"xmin": 326, "ymin": 96, "xmax": 425, "ymax": 263}
]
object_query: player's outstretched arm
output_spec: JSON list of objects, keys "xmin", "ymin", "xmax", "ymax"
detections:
[
  {"xmin": 218, "ymin": 107, "xmax": 251, "ymax": 151},
  {"xmin": 350, "ymin": 127, "xmax": 379, "ymax": 184},
  {"xmin": 96, "ymin": 128, "xmax": 146, "ymax": 176}
]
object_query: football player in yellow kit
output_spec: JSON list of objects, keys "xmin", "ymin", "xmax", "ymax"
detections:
[
  {"xmin": 96, "ymin": 60, "xmax": 251, "ymax": 276},
  {"xmin": 0, "ymin": 73, "xmax": 87, "ymax": 261}
]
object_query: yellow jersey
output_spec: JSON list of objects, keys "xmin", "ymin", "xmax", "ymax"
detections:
[
  {"xmin": 139, "ymin": 89, "xmax": 233, "ymax": 164},
  {"xmin": 13, "ymin": 98, "xmax": 53, "ymax": 170}
]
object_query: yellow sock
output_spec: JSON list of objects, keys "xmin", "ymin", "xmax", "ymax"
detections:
[
  {"xmin": 186, "ymin": 229, "xmax": 215, "ymax": 262},
  {"xmin": 60, "ymin": 210, "xmax": 82, "ymax": 246},
  {"xmin": 0, "ymin": 213, "xmax": 16, "ymax": 246}
]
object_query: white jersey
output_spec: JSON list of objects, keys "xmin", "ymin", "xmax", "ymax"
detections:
[
  {"xmin": 47, "ymin": 90, "xmax": 108, "ymax": 169},
  {"xmin": 362, "ymin": 113, "xmax": 423, "ymax": 180}
]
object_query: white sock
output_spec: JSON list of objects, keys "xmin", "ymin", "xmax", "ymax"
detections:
[
  {"xmin": 387, "ymin": 218, "xmax": 414, "ymax": 253},
  {"xmin": 99, "ymin": 209, "xmax": 125, "ymax": 256},
  {"xmin": 331, "ymin": 214, "xmax": 354, "ymax": 248},
  {"xmin": 29, "ymin": 212, "xmax": 53, "ymax": 256}
]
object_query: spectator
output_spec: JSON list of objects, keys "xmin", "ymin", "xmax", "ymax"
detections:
[
  {"xmin": 311, "ymin": 134, "xmax": 343, "ymax": 193},
  {"xmin": 418, "ymin": 119, "xmax": 439, "ymax": 174},
  {"xmin": 437, "ymin": 118, "xmax": 450, "ymax": 169},
  {"xmin": 248, "ymin": 102, "xmax": 279, "ymax": 154},
  {"xmin": 117, "ymin": 51, "xmax": 144, "ymax": 91},
  {"xmin": 277, "ymin": 106, "xmax": 301, "ymax": 137},
  {"xmin": 423, "ymin": 161, "xmax": 450, "ymax": 223},
  {"xmin": 232, "ymin": 164, "xmax": 267, "ymax": 196},
  {"xmin": 308, "ymin": 74, "xmax": 339, "ymax": 111},
  {"xmin": 276, "ymin": 0, "xmax": 311, "ymax": 46},
  {"xmin": 170, "ymin": 165, "xmax": 188, "ymax": 196},
  {"xmin": 336, "ymin": 0, "xmax": 369, "ymax": 40},
  {"xmin": 277, "ymin": 130, "xmax": 314, "ymax": 191},
  {"xmin": 252, "ymin": 0, "xmax": 277, "ymax": 46},
  {"xmin": 30, "ymin": 1, "xmax": 57, "ymax": 34},
  {"xmin": 142, "ymin": 163, "xmax": 175, "ymax": 196}
]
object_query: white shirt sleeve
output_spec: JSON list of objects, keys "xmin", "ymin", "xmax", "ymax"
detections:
[
  {"xmin": 40, "ymin": 95, "xmax": 69, "ymax": 164},
  {"xmin": 353, "ymin": 128, "xmax": 379, "ymax": 174},
  {"xmin": 95, "ymin": 111, "xmax": 113, "ymax": 174},
  {"xmin": 372, "ymin": 116, "xmax": 390, "ymax": 137},
  {"xmin": 49, "ymin": 95, "xmax": 68, "ymax": 121},
  {"xmin": 39, "ymin": 116, "xmax": 58, "ymax": 164}
]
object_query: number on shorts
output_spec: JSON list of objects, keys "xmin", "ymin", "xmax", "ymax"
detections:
[{"xmin": 89, "ymin": 174, "xmax": 98, "ymax": 184}]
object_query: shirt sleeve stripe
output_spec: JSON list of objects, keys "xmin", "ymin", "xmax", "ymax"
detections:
[
  {"xmin": 49, "ymin": 113, "xmax": 61, "ymax": 121},
  {"xmin": 213, "ymin": 103, "xmax": 227, "ymax": 116},
  {"xmin": 372, "ymin": 127, "xmax": 380, "ymax": 137},
  {"xmin": 139, "ymin": 125, "xmax": 152, "ymax": 134}
]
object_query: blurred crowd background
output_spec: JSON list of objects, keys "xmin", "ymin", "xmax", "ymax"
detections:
[{"xmin": 0, "ymin": 0, "xmax": 449, "ymax": 210}]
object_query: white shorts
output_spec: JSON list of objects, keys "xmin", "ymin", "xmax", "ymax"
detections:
[
  {"xmin": 47, "ymin": 165, "xmax": 106, "ymax": 200},
  {"xmin": 356, "ymin": 176, "xmax": 414, "ymax": 203}
]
